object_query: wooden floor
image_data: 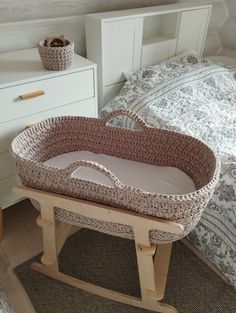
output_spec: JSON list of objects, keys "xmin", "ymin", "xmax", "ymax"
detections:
[
  {"xmin": 0, "ymin": 199, "xmax": 81, "ymax": 313},
  {"xmin": 0, "ymin": 200, "xmax": 42, "ymax": 313}
]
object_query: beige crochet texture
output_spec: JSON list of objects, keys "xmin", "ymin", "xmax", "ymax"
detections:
[
  {"xmin": 38, "ymin": 40, "xmax": 74, "ymax": 70},
  {"xmin": 10, "ymin": 110, "xmax": 221, "ymax": 244}
]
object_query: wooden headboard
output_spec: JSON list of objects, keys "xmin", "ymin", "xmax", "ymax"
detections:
[{"xmin": 85, "ymin": 3, "xmax": 211, "ymax": 111}]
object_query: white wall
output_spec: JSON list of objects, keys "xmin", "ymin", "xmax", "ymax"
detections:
[
  {"xmin": 0, "ymin": 0, "xmax": 176, "ymax": 22},
  {"xmin": 0, "ymin": 0, "xmax": 174, "ymax": 54},
  {"xmin": 218, "ymin": 0, "xmax": 236, "ymax": 56},
  {"xmin": 178, "ymin": 0, "xmax": 236, "ymax": 57},
  {"xmin": 0, "ymin": 0, "xmax": 235, "ymax": 56}
]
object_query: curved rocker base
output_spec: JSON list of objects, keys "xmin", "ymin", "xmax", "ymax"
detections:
[
  {"xmin": 14, "ymin": 186, "xmax": 182, "ymax": 313},
  {"xmin": 31, "ymin": 262, "xmax": 178, "ymax": 313}
]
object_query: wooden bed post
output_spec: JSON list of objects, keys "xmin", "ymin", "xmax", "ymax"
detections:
[{"xmin": 13, "ymin": 186, "xmax": 182, "ymax": 313}]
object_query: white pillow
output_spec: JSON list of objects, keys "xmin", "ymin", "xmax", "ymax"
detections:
[
  {"xmin": 122, "ymin": 50, "xmax": 199, "ymax": 80},
  {"xmin": 123, "ymin": 71, "xmax": 134, "ymax": 80}
]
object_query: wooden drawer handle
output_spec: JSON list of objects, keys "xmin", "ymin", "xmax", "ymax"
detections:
[
  {"xmin": 26, "ymin": 124, "xmax": 34, "ymax": 129},
  {"xmin": 19, "ymin": 90, "xmax": 45, "ymax": 100}
]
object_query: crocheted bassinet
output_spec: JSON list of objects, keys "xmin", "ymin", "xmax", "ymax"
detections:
[{"xmin": 10, "ymin": 110, "xmax": 220, "ymax": 244}]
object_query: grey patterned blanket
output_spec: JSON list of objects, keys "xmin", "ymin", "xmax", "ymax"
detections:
[
  {"xmin": 0, "ymin": 287, "xmax": 13, "ymax": 313},
  {"xmin": 101, "ymin": 53, "xmax": 236, "ymax": 287}
]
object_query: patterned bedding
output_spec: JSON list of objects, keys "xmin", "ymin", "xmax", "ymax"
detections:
[
  {"xmin": 100, "ymin": 52, "xmax": 236, "ymax": 287},
  {"xmin": 0, "ymin": 287, "xmax": 13, "ymax": 313}
]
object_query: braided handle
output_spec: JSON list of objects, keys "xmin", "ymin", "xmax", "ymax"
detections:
[
  {"xmin": 102, "ymin": 109, "xmax": 148, "ymax": 130},
  {"xmin": 63, "ymin": 160, "xmax": 122, "ymax": 188}
]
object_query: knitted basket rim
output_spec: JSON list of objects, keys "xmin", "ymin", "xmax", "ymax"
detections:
[
  {"xmin": 10, "ymin": 110, "xmax": 221, "ymax": 200},
  {"xmin": 38, "ymin": 39, "xmax": 74, "ymax": 50},
  {"xmin": 10, "ymin": 110, "xmax": 221, "ymax": 243}
]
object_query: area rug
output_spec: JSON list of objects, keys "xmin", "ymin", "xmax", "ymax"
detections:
[{"xmin": 15, "ymin": 229, "xmax": 236, "ymax": 313}]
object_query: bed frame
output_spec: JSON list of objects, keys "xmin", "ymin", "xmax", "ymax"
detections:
[{"xmin": 85, "ymin": 2, "xmax": 211, "ymax": 110}]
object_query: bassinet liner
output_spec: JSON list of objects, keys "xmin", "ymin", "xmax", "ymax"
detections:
[{"xmin": 10, "ymin": 110, "xmax": 221, "ymax": 244}]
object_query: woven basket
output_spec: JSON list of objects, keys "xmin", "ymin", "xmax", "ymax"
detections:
[
  {"xmin": 10, "ymin": 110, "xmax": 220, "ymax": 244},
  {"xmin": 38, "ymin": 40, "xmax": 74, "ymax": 70}
]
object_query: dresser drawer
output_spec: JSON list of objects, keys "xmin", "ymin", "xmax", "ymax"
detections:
[
  {"xmin": 0, "ymin": 99, "xmax": 97, "ymax": 154},
  {"xmin": 0, "ymin": 69, "xmax": 95, "ymax": 123},
  {"xmin": 0, "ymin": 175, "xmax": 22, "ymax": 209},
  {"xmin": 0, "ymin": 151, "xmax": 16, "ymax": 179}
]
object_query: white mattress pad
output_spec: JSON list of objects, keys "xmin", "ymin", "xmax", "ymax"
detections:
[{"xmin": 45, "ymin": 151, "xmax": 196, "ymax": 195}]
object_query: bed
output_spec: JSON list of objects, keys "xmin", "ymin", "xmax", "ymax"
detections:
[
  {"xmin": 99, "ymin": 52, "xmax": 236, "ymax": 287},
  {"xmin": 85, "ymin": 4, "xmax": 236, "ymax": 287}
]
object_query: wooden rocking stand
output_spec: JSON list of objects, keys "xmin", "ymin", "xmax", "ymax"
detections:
[{"xmin": 14, "ymin": 186, "xmax": 184, "ymax": 313}]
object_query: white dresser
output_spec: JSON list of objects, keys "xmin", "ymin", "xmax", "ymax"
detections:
[{"xmin": 0, "ymin": 48, "xmax": 97, "ymax": 238}]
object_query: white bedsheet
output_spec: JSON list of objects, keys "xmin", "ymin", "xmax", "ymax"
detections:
[{"xmin": 45, "ymin": 151, "xmax": 195, "ymax": 195}]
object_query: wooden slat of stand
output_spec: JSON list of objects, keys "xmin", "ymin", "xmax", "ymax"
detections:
[
  {"xmin": 153, "ymin": 243, "xmax": 172, "ymax": 300},
  {"xmin": 55, "ymin": 221, "xmax": 72, "ymax": 255},
  {"xmin": 36, "ymin": 216, "xmax": 72, "ymax": 256},
  {"xmin": 13, "ymin": 185, "xmax": 182, "ymax": 313},
  {"xmin": 40, "ymin": 205, "xmax": 58, "ymax": 268},
  {"xmin": 134, "ymin": 240, "xmax": 156, "ymax": 301},
  {"xmin": 13, "ymin": 186, "xmax": 183, "ymax": 247}
]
